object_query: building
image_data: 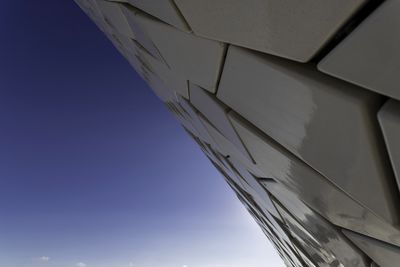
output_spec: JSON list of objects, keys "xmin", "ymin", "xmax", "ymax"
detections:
[{"xmin": 75, "ymin": 1, "xmax": 400, "ymax": 266}]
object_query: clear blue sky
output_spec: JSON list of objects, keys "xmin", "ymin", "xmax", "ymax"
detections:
[{"xmin": 0, "ymin": 1, "xmax": 284, "ymax": 267}]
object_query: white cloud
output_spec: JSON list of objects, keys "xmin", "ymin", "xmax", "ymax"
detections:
[
  {"xmin": 129, "ymin": 262, "xmax": 134, "ymax": 267},
  {"xmin": 182, "ymin": 265, "xmax": 188, "ymax": 267},
  {"xmin": 76, "ymin": 262, "xmax": 87, "ymax": 267},
  {"xmin": 38, "ymin": 256, "xmax": 50, "ymax": 262}
]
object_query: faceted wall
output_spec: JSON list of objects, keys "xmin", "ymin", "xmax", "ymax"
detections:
[{"xmin": 74, "ymin": 1, "xmax": 400, "ymax": 266}]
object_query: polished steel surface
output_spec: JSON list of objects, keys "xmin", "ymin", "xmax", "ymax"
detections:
[{"xmin": 75, "ymin": 0, "xmax": 400, "ymax": 265}]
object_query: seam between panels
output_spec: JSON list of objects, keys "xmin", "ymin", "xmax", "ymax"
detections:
[
  {"xmin": 311, "ymin": 0, "xmax": 385, "ymax": 63},
  {"xmin": 170, "ymin": 0, "xmax": 193, "ymax": 32},
  {"xmin": 230, "ymin": 111, "xmax": 388, "ymax": 222},
  {"xmin": 186, "ymin": 80, "xmax": 191, "ymax": 100},
  {"xmin": 214, "ymin": 43, "xmax": 229, "ymax": 96}
]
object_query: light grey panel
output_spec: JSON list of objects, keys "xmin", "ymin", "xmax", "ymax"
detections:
[
  {"xmin": 106, "ymin": 31, "xmax": 145, "ymax": 64},
  {"xmin": 295, "ymin": 247, "xmax": 317, "ymax": 267},
  {"xmin": 228, "ymin": 158, "xmax": 281, "ymax": 218},
  {"xmin": 147, "ymin": 77, "xmax": 177, "ymax": 102},
  {"xmin": 176, "ymin": 96, "xmax": 218, "ymax": 147},
  {"xmin": 277, "ymin": 207, "xmax": 343, "ymax": 267},
  {"xmin": 203, "ymin": 144, "xmax": 239, "ymax": 181},
  {"xmin": 198, "ymin": 115, "xmax": 250, "ymax": 165},
  {"xmin": 223, "ymin": 170, "xmax": 294, "ymax": 248},
  {"xmin": 378, "ymin": 100, "xmax": 400, "ymax": 190},
  {"xmin": 120, "ymin": 5, "xmax": 164, "ymax": 62},
  {"xmin": 319, "ymin": 1, "xmax": 400, "ymax": 101},
  {"xmin": 234, "ymin": 187, "xmax": 297, "ymax": 252},
  {"xmin": 217, "ymin": 45, "xmax": 398, "ymax": 225},
  {"xmin": 264, "ymin": 181, "xmax": 368, "ymax": 267},
  {"xmin": 174, "ymin": 0, "xmax": 366, "ymax": 62},
  {"xmin": 229, "ymin": 112, "xmax": 400, "ymax": 247},
  {"xmin": 132, "ymin": 11, "xmax": 226, "ymax": 93},
  {"xmin": 122, "ymin": 0, "xmax": 189, "ymax": 31},
  {"xmin": 196, "ymin": 114, "xmax": 265, "ymax": 179},
  {"xmin": 134, "ymin": 48, "xmax": 188, "ymax": 98},
  {"xmin": 344, "ymin": 230, "xmax": 400, "ymax": 267},
  {"xmin": 189, "ymin": 83, "xmax": 252, "ymax": 162},
  {"xmin": 75, "ymin": 0, "xmax": 104, "ymax": 24},
  {"xmin": 97, "ymin": 0, "xmax": 135, "ymax": 38},
  {"xmin": 78, "ymin": 0, "xmax": 120, "ymax": 37},
  {"xmin": 246, "ymin": 203, "xmax": 304, "ymax": 267}
]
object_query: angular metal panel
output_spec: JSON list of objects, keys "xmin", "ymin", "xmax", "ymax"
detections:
[
  {"xmin": 189, "ymin": 83, "xmax": 253, "ymax": 162},
  {"xmin": 344, "ymin": 230, "xmax": 400, "ymax": 267},
  {"xmin": 229, "ymin": 112, "xmax": 400, "ymax": 247},
  {"xmin": 174, "ymin": 0, "xmax": 366, "ymax": 62},
  {"xmin": 319, "ymin": 1, "xmax": 400, "ymax": 101},
  {"xmin": 264, "ymin": 181, "xmax": 368, "ymax": 267},
  {"xmin": 113, "ymin": 0, "xmax": 189, "ymax": 31},
  {"xmin": 131, "ymin": 10, "xmax": 226, "ymax": 92},
  {"xmin": 97, "ymin": 0, "xmax": 135, "ymax": 38},
  {"xmin": 378, "ymin": 100, "xmax": 400, "ymax": 191},
  {"xmin": 217, "ymin": 45, "xmax": 398, "ymax": 225}
]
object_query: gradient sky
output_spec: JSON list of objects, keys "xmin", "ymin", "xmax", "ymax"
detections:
[{"xmin": 0, "ymin": 1, "xmax": 284, "ymax": 267}]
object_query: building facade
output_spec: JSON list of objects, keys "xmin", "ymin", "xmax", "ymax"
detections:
[{"xmin": 75, "ymin": 1, "xmax": 400, "ymax": 266}]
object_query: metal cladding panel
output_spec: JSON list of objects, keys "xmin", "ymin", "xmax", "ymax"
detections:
[
  {"xmin": 378, "ymin": 100, "xmax": 400, "ymax": 194},
  {"xmin": 217, "ymin": 45, "xmax": 398, "ymax": 225},
  {"xmin": 174, "ymin": 0, "xmax": 366, "ymax": 62},
  {"xmin": 75, "ymin": 1, "xmax": 400, "ymax": 266},
  {"xmin": 111, "ymin": 0, "xmax": 189, "ymax": 31},
  {"xmin": 344, "ymin": 230, "xmax": 400, "ymax": 267},
  {"xmin": 319, "ymin": 1, "xmax": 400, "ymax": 101}
]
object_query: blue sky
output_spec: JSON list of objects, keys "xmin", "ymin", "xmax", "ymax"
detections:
[{"xmin": 0, "ymin": 1, "xmax": 284, "ymax": 267}]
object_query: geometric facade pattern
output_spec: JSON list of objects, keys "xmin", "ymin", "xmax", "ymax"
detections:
[{"xmin": 75, "ymin": 1, "xmax": 400, "ymax": 266}]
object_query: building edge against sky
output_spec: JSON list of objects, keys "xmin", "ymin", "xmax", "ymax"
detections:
[{"xmin": 75, "ymin": 1, "xmax": 400, "ymax": 266}]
